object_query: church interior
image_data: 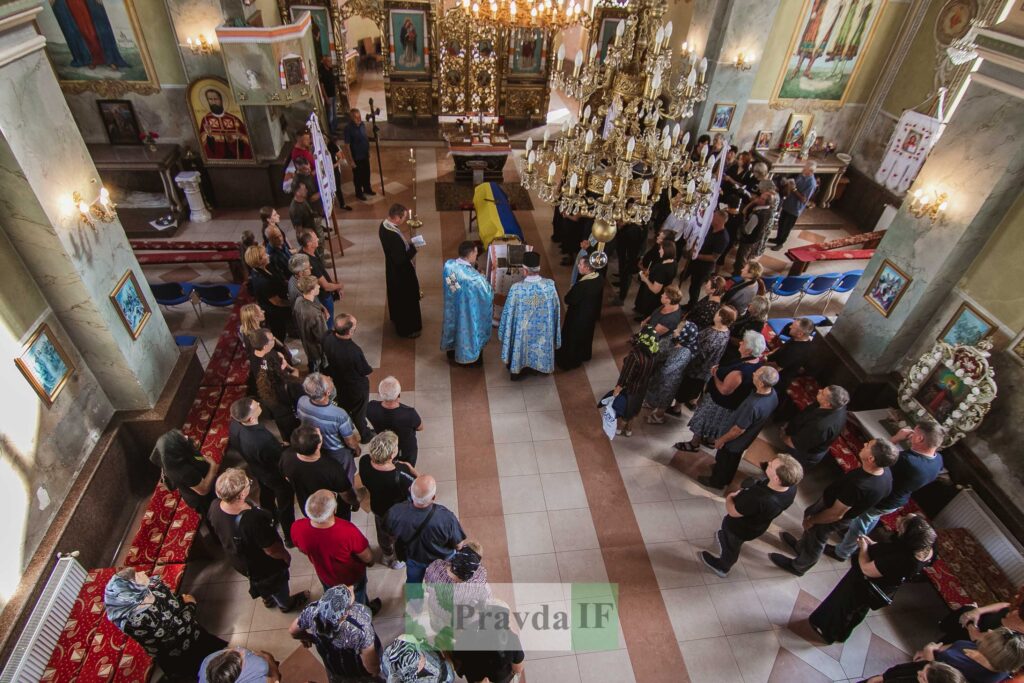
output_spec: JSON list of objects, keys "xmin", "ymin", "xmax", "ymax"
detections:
[{"xmin": 1, "ymin": 0, "xmax": 1023, "ymax": 680}]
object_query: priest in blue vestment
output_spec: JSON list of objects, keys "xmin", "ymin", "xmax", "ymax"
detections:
[
  {"xmin": 441, "ymin": 241, "xmax": 494, "ymax": 365},
  {"xmin": 498, "ymin": 251, "xmax": 561, "ymax": 380}
]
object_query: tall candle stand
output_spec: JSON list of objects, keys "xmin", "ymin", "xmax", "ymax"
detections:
[{"xmin": 407, "ymin": 147, "xmax": 423, "ymax": 231}]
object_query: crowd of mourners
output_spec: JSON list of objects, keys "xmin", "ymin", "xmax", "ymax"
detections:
[{"xmin": 104, "ymin": 135, "xmax": 1024, "ymax": 683}]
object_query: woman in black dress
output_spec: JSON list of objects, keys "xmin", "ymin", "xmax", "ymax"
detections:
[
  {"xmin": 104, "ymin": 568, "xmax": 226, "ymax": 680},
  {"xmin": 809, "ymin": 514, "xmax": 936, "ymax": 644},
  {"xmin": 634, "ymin": 239, "xmax": 678, "ymax": 319}
]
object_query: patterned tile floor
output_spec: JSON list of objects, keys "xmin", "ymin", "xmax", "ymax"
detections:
[{"xmin": 141, "ymin": 150, "xmax": 944, "ymax": 682}]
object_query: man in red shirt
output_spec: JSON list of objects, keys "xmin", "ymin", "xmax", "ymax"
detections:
[{"xmin": 291, "ymin": 489, "xmax": 381, "ymax": 614}]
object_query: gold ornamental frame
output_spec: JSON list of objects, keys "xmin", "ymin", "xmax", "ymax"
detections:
[
  {"xmin": 40, "ymin": 0, "xmax": 159, "ymax": 96},
  {"xmin": 14, "ymin": 323, "xmax": 76, "ymax": 408},
  {"xmin": 109, "ymin": 269, "xmax": 152, "ymax": 340}
]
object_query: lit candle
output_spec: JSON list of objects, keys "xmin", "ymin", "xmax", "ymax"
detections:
[
  {"xmin": 570, "ymin": 172, "xmax": 579, "ymax": 192},
  {"xmin": 681, "ymin": 40, "xmax": 688, "ymax": 53},
  {"xmin": 526, "ymin": 137, "xmax": 534, "ymax": 152},
  {"xmin": 662, "ymin": 124, "xmax": 671, "ymax": 141},
  {"xmin": 99, "ymin": 187, "xmax": 110, "ymax": 207},
  {"xmin": 664, "ymin": 21, "xmax": 673, "ymax": 48},
  {"xmin": 651, "ymin": 72, "xmax": 662, "ymax": 93},
  {"xmin": 548, "ymin": 161, "xmax": 557, "ymax": 184},
  {"xmin": 583, "ymin": 104, "xmax": 591, "ymax": 121},
  {"xmin": 681, "ymin": 131, "xmax": 690, "ymax": 148},
  {"xmin": 543, "ymin": 129, "xmax": 550, "ymax": 147},
  {"xmin": 686, "ymin": 179, "xmax": 695, "ymax": 201},
  {"xmin": 527, "ymin": 150, "xmax": 535, "ymax": 171},
  {"xmin": 626, "ymin": 136, "xmax": 636, "ymax": 160},
  {"xmin": 700, "ymin": 145, "xmax": 708, "ymax": 163},
  {"xmin": 573, "ymin": 50, "xmax": 583, "ymax": 76},
  {"xmin": 557, "ymin": 44, "xmax": 565, "ymax": 65},
  {"xmin": 510, "ymin": 1, "xmax": 517, "ymax": 14},
  {"xmin": 661, "ymin": 134, "xmax": 671, "ymax": 158},
  {"xmin": 410, "ymin": 147, "xmax": 415, "ymax": 160},
  {"xmin": 672, "ymin": 123, "xmax": 681, "ymax": 144},
  {"xmin": 655, "ymin": 27, "xmax": 664, "ymax": 54},
  {"xmin": 698, "ymin": 57, "xmax": 708, "ymax": 83},
  {"xmin": 686, "ymin": 69, "xmax": 697, "ymax": 89},
  {"xmin": 641, "ymin": 179, "xmax": 650, "ymax": 202},
  {"xmin": 603, "ymin": 178, "xmax": 613, "ymax": 199},
  {"xmin": 614, "ymin": 20, "xmax": 625, "ymax": 46},
  {"xmin": 589, "ymin": 42, "xmax": 598, "ymax": 62},
  {"xmin": 78, "ymin": 199, "xmax": 90, "ymax": 214},
  {"xmin": 584, "ymin": 129, "xmax": 594, "ymax": 152}
]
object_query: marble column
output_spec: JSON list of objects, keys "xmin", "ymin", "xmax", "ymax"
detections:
[
  {"xmin": 0, "ymin": 8, "xmax": 178, "ymax": 409},
  {"xmin": 830, "ymin": 55, "xmax": 1024, "ymax": 375},
  {"xmin": 685, "ymin": 0, "xmax": 783, "ymax": 139}
]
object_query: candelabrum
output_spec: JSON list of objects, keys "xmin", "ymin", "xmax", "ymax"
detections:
[
  {"xmin": 455, "ymin": 0, "xmax": 588, "ymax": 32},
  {"xmin": 524, "ymin": 0, "xmax": 715, "ymax": 234},
  {"xmin": 407, "ymin": 147, "xmax": 423, "ymax": 230}
]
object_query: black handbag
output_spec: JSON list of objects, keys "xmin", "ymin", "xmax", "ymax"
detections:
[{"xmin": 864, "ymin": 578, "xmax": 894, "ymax": 610}]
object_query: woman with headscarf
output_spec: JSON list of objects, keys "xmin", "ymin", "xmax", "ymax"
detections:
[
  {"xmin": 424, "ymin": 543, "xmax": 491, "ymax": 632},
  {"xmin": 452, "ymin": 598, "xmax": 526, "ymax": 683},
  {"xmin": 289, "ymin": 584, "xmax": 381, "ymax": 682},
  {"xmin": 382, "ymin": 635, "xmax": 455, "ymax": 683},
  {"xmin": 104, "ymin": 568, "xmax": 226, "ymax": 679},
  {"xmin": 646, "ymin": 321, "xmax": 699, "ymax": 424},
  {"xmin": 675, "ymin": 330, "xmax": 766, "ymax": 451},
  {"xmin": 809, "ymin": 514, "xmax": 937, "ymax": 644},
  {"xmin": 611, "ymin": 328, "xmax": 660, "ymax": 437}
]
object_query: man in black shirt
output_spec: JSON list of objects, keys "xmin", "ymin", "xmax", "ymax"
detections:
[
  {"xmin": 781, "ymin": 385, "xmax": 850, "ymax": 468},
  {"xmin": 208, "ymin": 468, "xmax": 307, "ymax": 612},
  {"xmin": 323, "ymin": 313, "xmax": 374, "ymax": 442},
  {"xmin": 829, "ymin": 420, "xmax": 945, "ymax": 561},
  {"xmin": 702, "ymin": 454, "xmax": 804, "ymax": 577},
  {"xmin": 767, "ymin": 318, "xmax": 816, "ymax": 395},
  {"xmin": 386, "ymin": 475, "xmax": 466, "ymax": 584},
  {"xmin": 699, "ymin": 366, "xmax": 780, "ymax": 490},
  {"xmin": 297, "ymin": 230, "xmax": 343, "ymax": 324},
  {"xmin": 228, "ymin": 397, "xmax": 296, "ymax": 546},
  {"xmin": 279, "ymin": 425, "xmax": 359, "ymax": 522},
  {"xmin": 770, "ymin": 439, "xmax": 898, "ymax": 576},
  {"xmin": 366, "ymin": 376, "xmax": 423, "ymax": 466},
  {"xmin": 682, "ymin": 209, "xmax": 729, "ymax": 308}
]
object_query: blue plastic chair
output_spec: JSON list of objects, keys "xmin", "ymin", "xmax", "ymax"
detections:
[
  {"xmin": 174, "ymin": 334, "xmax": 210, "ymax": 358},
  {"xmin": 796, "ymin": 273, "xmax": 841, "ymax": 315},
  {"xmin": 149, "ymin": 282, "xmax": 193, "ymax": 306},
  {"xmin": 769, "ymin": 275, "xmax": 813, "ymax": 315},
  {"xmin": 191, "ymin": 283, "xmax": 242, "ymax": 324},
  {"xmin": 761, "ymin": 275, "xmax": 783, "ymax": 293},
  {"xmin": 825, "ymin": 270, "xmax": 864, "ymax": 313}
]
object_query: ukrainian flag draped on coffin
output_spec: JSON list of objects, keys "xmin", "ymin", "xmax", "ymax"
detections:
[{"xmin": 474, "ymin": 182, "xmax": 524, "ymax": 248}]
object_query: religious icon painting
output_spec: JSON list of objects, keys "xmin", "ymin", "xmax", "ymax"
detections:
[
  {"xmin": 1009, "ymin": 329, "xmax": 1024, "ymax": 367},
  {"xmin": 38, "ymin": 0, "xmax": 159, "ymax": 94},
  {"xmin": 771, "ymin": 0, "xmax": 888, "ymax": 107},
  {"xmin": 708, "ymin": 103, "xmax": 737, "ymax": 132},
  {"xmin": 187, "ymin": 76, "xmax": 256, "ymax": 166},
  {"xmin": 754, "ymin": 129, "xmax": 774, "ymax": 152},
  {"xmin": 290, "ymin": 5, "xmax": 334, "ymax": 63},
  {"xmin": 97, "ymin": 99, "xmax": 142, "ymax": 145},
  {"xmin": 913, "ymin": 363, "xmax": 970, "ymax": 423},
  {"xmin": 387, "ymin": 6, "xmax": 429, "ymax": 74},
  {"xmin": 935, "ymin": 0, "xmax": 978, "ymax": 46},
  {"xmin": 15, "ymin": 323, "xmax": 75, "ymax": 407},
  {"xmin": 782, "ymin": 113, "xmax": 814, "ymax": 150},
  {"xmin": 939, "ymin": 302, "xmax": 995, "ymax": 347},
  {"xmin": 280, "ymin": 54, "xmax": 309, "ymax": 87},
  {"xmin": 864, "ymin": 259, "xmax": 911, "ymax": 317},
  {"xmin": 510, "ymin": 29, "xmax": 545, "ymax": 76},
  {"xmin": 110, "ymin": 269, "xmax": 152, "ymax": 340}
]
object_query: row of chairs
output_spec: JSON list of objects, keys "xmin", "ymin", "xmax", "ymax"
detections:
[
  {"xmin": 150, "ymin": 282, "xmax": 242, "ymax": 323},
  {"xmin": 759, "ymin": 270, "xmax": 863, "ymax": 315}
]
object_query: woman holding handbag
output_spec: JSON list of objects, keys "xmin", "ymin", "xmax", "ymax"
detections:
[
  {"xmin": 611, "ymin": 328, "xmax": 660, "ymax": 437},
  {"xmin": 809, "ymin": 514, "xmax": 936, "ymax": 644}
]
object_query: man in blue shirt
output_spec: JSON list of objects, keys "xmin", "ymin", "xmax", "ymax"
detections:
[
  {"xmin": 827, "ymin": 420, "xmax": 945, "ymax": 561},
  {"xmin": 770, "ymin": 161, "xmax": 817, "ymax": 249},
  {"xmin": 296, "ymin": 373, "xmax": 361, "ymax": 484},
  {"xmin": 342, "ymin": 108, "xmax": 375, "ymax": 200}
]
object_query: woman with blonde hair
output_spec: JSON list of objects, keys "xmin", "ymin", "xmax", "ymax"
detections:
[
  {"xmin": 238, "ymin": 303, "xmax": 292, "ymax": 392},
  {"xmin": 358, "ymin": 431, "xmax": 417, "ymax": 568},
  {"xmin": 246, "ymin": 244, "xmax": 291, "ymax": 340}
]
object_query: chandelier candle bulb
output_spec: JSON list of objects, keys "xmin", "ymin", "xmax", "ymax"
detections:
[
  {"xmin": 557, "ymin": 44, "xmax": 565, "ymax": 64},
  {"xmin": 615, "ymin": 20, "xmax": 625, "ymax": 45},
  {"xmin": 626, "ymin": 136, "xmax": 636, "ymax": 160},
  {"xmin": 570, "ymin": 172, "xmax": 579, "ymax": 192},
  {"xmin": 99, "ymin": 187, "xmax": 110, "ymax": 207},
  {"xmin": 573, "ymin": 51, "xmax": 583, "ymax": 76},
  {"xmin": 641, "ymin": 179, "xmax": 650, "ymax": 202},
  {"xmin": 661, "ymin": 134, "xmax": 671, "ymax": 159},
  {"xmin": 686, "ymin": 69, "xmax": 697, "ymax": 89},
  {"xmin": 672, "ymin": 123, "xmax": 681, "ymax": 144},
  {"xmin": 584, "ymin": 129, "xmax": 594, "ymax": 152},
  {"xmin": 527, "ymin": 150, "xmax": 535, "ymax": 171},
  {"xmin": 681, "ymin": 131, "xmax": 690, "ymax": 148},
  {"xmin": 603, "ymin": 178, "xmax": 613, "ymax": 199},
  {"xmin": 526, "ymin": 137, "xmax": 534, "ymax": 152},
  {"xmin": 664, "ymin": 21, "xmax": 673, "ymax": 47},
  {"xmin": 543, "ymin": 130, "xmax": 549, "ymax": 148},
  {"xmin": 589, "ymin": 43, "xmax": 598, "ymax": 62},
  {"xmin": 583, "ymin": 104, "xmax": 591, "ymax": 121},
  {"xmin": 547, "ymin": 161, "xmax": 557, "ymax": 184},
  {"xmin": 686, "ymin": 179, "xmax": 695, "ymax": 202},
  {"xmin": 698, "ymin": 57, "xmax": 708, "ymax": 82},
  {"xmin": 655, "ymin": 27, "xmax": 664, "ymax": 54}
]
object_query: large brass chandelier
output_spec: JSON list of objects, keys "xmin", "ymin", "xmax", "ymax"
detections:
[
  {"xmin": 521, "ymin": 0, "xmax": 717, "ymax": 251},
  {"xmin": 456, "ymin": 0, "xmax": 588, "ymax": 31}
]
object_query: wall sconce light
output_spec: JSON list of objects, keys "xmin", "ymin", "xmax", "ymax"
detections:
[
  {"xmin": 733, "ymin": 52, "xmax": 752, "ymax": 70},
  {"xmin": 186, "ymin": 34, "xmax": 214, "ymax": 55},
  {"xmin": 63, "ymin": 183, "xmax": 117, "ymax": 228},
  {"xmin": 908, "ymin": 188, "xmax": 948, "ymax": 222}
]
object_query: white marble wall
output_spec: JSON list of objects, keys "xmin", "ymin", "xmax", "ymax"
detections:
[
  {"xmin": 0, "ymin": 18, "xmax": 178, "ymax": 409},
  {"xmin": 67, "ymin": 87, "xmax": 195, "ymax": 146},
  {"xmin": 830, "ymin": 68, "xmax": 1024, "ymax": 375}
]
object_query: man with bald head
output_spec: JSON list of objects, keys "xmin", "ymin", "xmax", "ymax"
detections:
[{"xmin": 385, "ymin": 475, "xmax": 465, "ymax": 583}]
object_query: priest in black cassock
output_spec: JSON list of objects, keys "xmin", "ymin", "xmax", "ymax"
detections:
[
  {"xmin": 378, "ymin": 203, "xmax": 422, "ymax": 338},
  {"xmin": 556, "ymin": 256, "xmax": 604, "ymax": 370}
]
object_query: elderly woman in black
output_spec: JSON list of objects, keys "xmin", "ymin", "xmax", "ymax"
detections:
[
  {"xmin": 612, "ymin": 329, "xmax": 661, "ymax": 437},
  {"xmin": 104, "ymin": 567, "xmax": 226, "ymax": 679},
  {"xmin": 809, "ymin": 514, "xmax": 936, "ymax": 644}
]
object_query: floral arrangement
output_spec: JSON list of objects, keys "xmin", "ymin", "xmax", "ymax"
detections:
[{"xmin": 139, "ymin": 131, "xmax": 160, "ymax": 147}]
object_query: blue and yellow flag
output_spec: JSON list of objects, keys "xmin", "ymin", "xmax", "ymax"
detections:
[{"xmin": 474, "ymin": 182, "xmax": 524, "ymax": 248}]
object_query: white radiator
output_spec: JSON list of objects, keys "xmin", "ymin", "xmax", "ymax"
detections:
[
  {"xmin": 0, "ymin": 554, "xmax": 88, "ymax": 683},
  {"xmin": 934, "ymin": 489, "xmax": 1024, "ymax": 586}
]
